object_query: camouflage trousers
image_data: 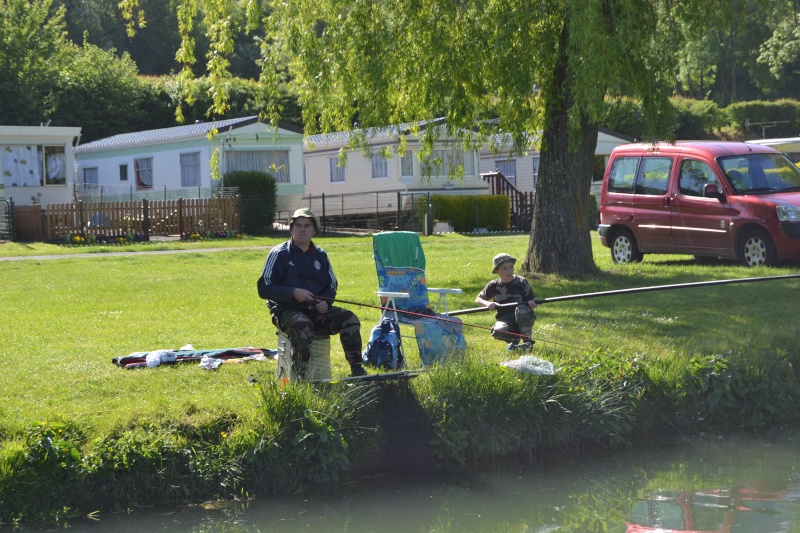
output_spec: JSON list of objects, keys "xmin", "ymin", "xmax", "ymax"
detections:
[
  {"xmin": 275, "ymin": 306, "xmax": 362, "ymax": 369},
  {"xmin": 491, "ymin": 304, "xmax": 535, "ymax": 343}
]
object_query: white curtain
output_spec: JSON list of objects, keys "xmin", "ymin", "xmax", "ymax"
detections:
[
  {"xmin": 428, "ymin": 148, "xmax": 475, "ymax": 177},
  {"xmin": 83, "ymin": 167, "xmax": 99, "ymax": 185},
  {"xmin": 45, "ymin": 147, "xmax": 66, "ymax": 184},
  {"xmin": 371, "ymin": 154, "xmax": 389, "ymax": 179},
  {"xmin": 180, "ymin": 152, "xmax": 200, "ymax": 187},
  {"xmin": 495, "ymin": 159, "xmax": 516, "ymax": 185},
  {"xmin": 329, "ymin": 157, "xmax": 346, "ymax": 183},
  {"xmin": 135, "ymin": 158, "xmax": 153, "ymax": 188},
  {"xmin": 225, "ymin": 150, "xmax": 290, "ymax": 183},
  {"xmin": 401, "ymin": 151, "xmax": 414, "ymax": 178},
  {"xmin": 1, "ymin": 145, "xmax": 42, "ymax": 187}
]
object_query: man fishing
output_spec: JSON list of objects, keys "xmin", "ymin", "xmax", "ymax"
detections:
[{"xmin": 257, "ymin": 208, "xmax": 367, "ymax": 378}]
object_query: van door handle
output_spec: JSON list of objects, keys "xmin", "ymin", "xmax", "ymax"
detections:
[{"xmin": 663, "ymin": 197, "xmax": 671, "ymax": 207}]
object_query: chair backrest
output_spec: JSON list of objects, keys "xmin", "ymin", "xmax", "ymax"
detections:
[
  {"xmin": 373, "ymin": 231, "xmax": 466, "ymax": 366},
  {"xmin": 373, "ymin": 231, "xmax": 433, "ymax": 315}
]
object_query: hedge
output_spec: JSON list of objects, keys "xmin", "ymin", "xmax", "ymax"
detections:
[
  {"xmin": 222, "ymin": 171, "xmax": 277, "ymax": 234},
  {"xmin": 429, "ymin": 195, "xmax": 511, "ymax": 232}
]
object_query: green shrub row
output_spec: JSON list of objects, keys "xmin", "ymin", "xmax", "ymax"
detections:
[
  {"xmin": 3, "ymin": 348, "xmax": 798, "ymax": 525},
  {"xmin": 429, "ymin": 194, "xmax": 511, "ymax": 232},
  {"xmin": 603, "ymin": 96, "xmax": 800, "ymax": 141}
]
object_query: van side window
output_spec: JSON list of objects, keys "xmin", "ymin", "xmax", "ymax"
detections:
[
  {"xmin": 607, "ymin": 157, "xmax": 639, "ymax": 193},
  {"xmin": 635, "ymin": 157, "xmax": 672, "ymax": 195},
  {"xmin": 679, "ymin": 159, "xmax": 719, "ymax": 197}
]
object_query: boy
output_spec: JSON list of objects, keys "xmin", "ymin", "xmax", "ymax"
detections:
[{"xmin": 475, "ymin": 253, "xmax": 537, "ymax": 351}]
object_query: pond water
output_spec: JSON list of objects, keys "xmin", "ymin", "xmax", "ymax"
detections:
[{"xmin": 24, "ymin": 430, "xmax": 800, "ymax": 532}]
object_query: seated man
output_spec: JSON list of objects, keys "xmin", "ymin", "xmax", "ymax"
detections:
[{"xmin": 257, "ymin": 208, "xmax": 366, "ymax": 378}]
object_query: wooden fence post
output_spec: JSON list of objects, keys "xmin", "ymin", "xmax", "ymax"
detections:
[
  {"xmin": 178, "ymin": 197, "xmax": 184, "ymax": 237},
  {"xmin": 143, "ymin": 199, "xmax": 150, "ymax": 241}
]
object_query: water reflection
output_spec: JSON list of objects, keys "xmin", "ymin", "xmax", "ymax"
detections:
[{"xmin": 21, "ymin": 431, "xmax": 800, "ymax": 532}]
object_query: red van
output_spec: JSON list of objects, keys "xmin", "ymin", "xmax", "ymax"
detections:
[{"xmin": 598, "ymin": 142, "xmax": 800, "ymax": 266}]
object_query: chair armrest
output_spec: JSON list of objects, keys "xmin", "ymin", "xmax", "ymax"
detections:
[
  {"xmin": 427, "ymin": 288, "xmax": 462, "ymax": 314},
  {"xmin": 427, "ymin": 288, "xmax": 462, "ymax": 295},
  {"xmin": 376, "ymin": 291, "xmax": 411, "ymax": 299}
]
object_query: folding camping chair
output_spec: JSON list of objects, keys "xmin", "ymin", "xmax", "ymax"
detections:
[{"xmin": 372, "ymin": 231, "xmax": 466, "ymax": 366}]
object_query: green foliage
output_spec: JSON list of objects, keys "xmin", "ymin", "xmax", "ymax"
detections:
[
  {"xmin": 254, "ymin": 380, "xmax": 377, "ymax": 488},
  {"xmin": 725, "ymin": 100, "xmax": 800, "ymax": 139},
  {"xmin": 670, "ymin": 97, "xmax": 725, "ymax": 139},
  {"xmin": 0, "ymin": 0, "xmax": 68, "ymax": 125},
  {"xmin": 48, "ymin": 43, "xmax": 161, "ymax": 142},
  {"xmin": 430, "ymin": 195, "xmax": 510, "ymax": 232},
  {"xmin": 222, "ymin": 170, "xmax": 277, "ymax": 234},
  {"xmin": 0, "ymin": 421, "xmax": 85, "ymax": 524},
  {"xmin": 602, "ymin": 97, "xmax": 646, "ymax": 141},
  {"xmin": 681, "ymin": 353, "xmax": 799, "ymax": 428}
]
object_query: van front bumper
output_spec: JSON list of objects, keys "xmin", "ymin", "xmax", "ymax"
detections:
[{"xmin": 598, "ymin": 224, "xmax": 610, "ymax": 246}]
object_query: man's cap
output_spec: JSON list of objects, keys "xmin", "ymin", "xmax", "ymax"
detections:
[
  {"xmin": 290, "ymin": 207, "xmax": 319, "ymax": 232},
  {"xmin": 492, "ymin": 253, "xmax": 516, "ymax": 273}
]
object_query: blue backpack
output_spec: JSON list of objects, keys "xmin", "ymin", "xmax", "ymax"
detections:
[{"xmin": 362, "ymin": 316, "xmax": 404, "ymax": 370}]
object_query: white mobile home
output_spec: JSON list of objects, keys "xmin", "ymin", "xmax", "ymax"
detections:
[
  {"xmin": 477, "ymin": 128, "xmax": 635, "ymax": 194},
  {"xmin": 75, "ymin": 117, "xmax": 304, "ymax": 200},
  {"xmin": 296, "ymin": 123, "xmax": 489, "ymax": 213},
  {"xmin": 746, "ymin": 137, "xmax": 800, "ymax": 164},
  {"xmin": 1, "ymin": 124, "xmax": 82, "ymax": 205}
]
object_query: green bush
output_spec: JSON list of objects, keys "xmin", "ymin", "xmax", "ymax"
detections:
[
  {"xmin": 725, "ymin": 100, "xmax": 800, "ymax": 139},
  {"xmin": 430, "ymin": 195, "xmax": 510, "ymax": 232},
  {"xmin": 670, "ymin": 97, "xmax": 725, "ymax": 140},
  {"xmin": 602, "ymin": 97, "xmax": 645, "ymax": 141},
  {"xmin": 223, "ymin": 171, "xmax": 277, "ymax": 234}
]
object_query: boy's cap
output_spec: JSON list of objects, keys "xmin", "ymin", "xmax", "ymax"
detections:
[
  {"xmin": 492, "ymin": 253, "xmax": 516, "ymax": 273},
  {"xmin": 290, "ymin": 207, "xmax": 318, "ymax": 232}
]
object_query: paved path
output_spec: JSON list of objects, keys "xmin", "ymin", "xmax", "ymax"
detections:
[{"xmin": 0, "ymin": 245, "xmax": 270, "ymax": 261}]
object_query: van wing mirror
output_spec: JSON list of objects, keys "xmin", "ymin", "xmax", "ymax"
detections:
[{"xmin": 704, "ymin": 183, "xmax": 725, "ymax": 201}]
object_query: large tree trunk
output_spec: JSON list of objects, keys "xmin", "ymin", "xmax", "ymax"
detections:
[{"xmin": 522, "ymin": 21, "xmax": 599, "ymax": 278}]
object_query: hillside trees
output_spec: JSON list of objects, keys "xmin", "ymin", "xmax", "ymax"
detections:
[{"xmin": 0, "ymin": 0, "xmax": 68, "ymax": 125}]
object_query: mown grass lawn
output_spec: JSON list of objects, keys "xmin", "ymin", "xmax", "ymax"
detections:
[
  {"xmin": 3, "ymin": 230, "xmax": 800, "ymax": 525},
  {"xmin": 1, "ymin": 231, "xmax": 798, "ymax": 438}
]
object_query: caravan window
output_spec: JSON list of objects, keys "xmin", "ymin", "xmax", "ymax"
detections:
[
  {"xmin": 180, "ymin": 152, "xmax": 200, "ymax": 187},
  {"xmin": 134, "ymin": 158, "xmax": 153, "ymax": 189},
  {"xmin": 329, "ymin": 156, "xmax": 346, "ymax": 183},
  {"xmin": 371, "ymin": 153, "xmax": 389, "ymax": 179},
  {"xmin": 224, "ymin": 150, "xmax": 290, "ymax": 183},
  {"xmin": 0, "ymin": 144, "xmax": 66, "ymax": 187}
]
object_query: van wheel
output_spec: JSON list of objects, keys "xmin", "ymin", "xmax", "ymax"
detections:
[
  {"xmin": 611, "ymin": 229, "xmax": 643, "ymax": 264},
  {"xmin": 739, "ymin": 229, "xmax": 777, "ymax": 267}
]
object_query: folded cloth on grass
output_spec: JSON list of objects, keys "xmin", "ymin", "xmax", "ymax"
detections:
[{"xmin": 113, "ymin": 346, "xmax": 277, "ymax": 369}]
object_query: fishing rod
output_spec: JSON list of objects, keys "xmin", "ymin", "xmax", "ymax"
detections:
[
  {"xmin": 315, "ymin": 296, "xmax": 571, "ymax": 347},
  {"xmin": 449, "ymin": 273, "xmax": 800, "ymax": 316}
]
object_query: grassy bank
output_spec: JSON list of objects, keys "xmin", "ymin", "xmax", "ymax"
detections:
[{"xmin": 1, "ymin": 232, "xmax": 799, "ymax": 525}]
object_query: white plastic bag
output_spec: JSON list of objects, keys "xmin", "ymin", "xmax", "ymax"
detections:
[
  {"xmin": 199, "ymin": 355, "xmax": 223, "ymax": 370},
  {"xmin": 500, "ymin": 355, "xmax": 555, "ymax": 375}
]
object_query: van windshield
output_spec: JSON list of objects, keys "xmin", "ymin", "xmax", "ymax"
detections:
[{"xmin": 718, "ymin": 153, "xmax": 800, "ymax": 194}]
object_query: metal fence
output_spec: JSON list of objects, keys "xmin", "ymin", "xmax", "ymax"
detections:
[
  {"xmin": 75, "ymin": 184, "xmax": 240, "ymax": 203},
  {"xmin": 0, "ymin": 199, "xmax": 13, "ymax": 241},
  {"xmin": 275, "ymin": 191, "xmax": 434, "ymax": 235}
]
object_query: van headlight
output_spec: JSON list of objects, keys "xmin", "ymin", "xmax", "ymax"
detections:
[{"xmin": 777, "ymin": 205, "xmax": 800, "ymax": 222}]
